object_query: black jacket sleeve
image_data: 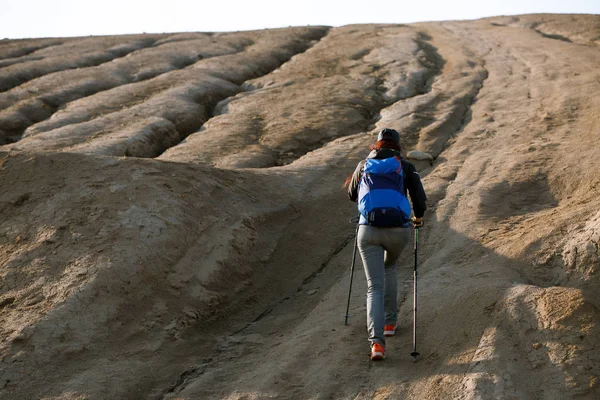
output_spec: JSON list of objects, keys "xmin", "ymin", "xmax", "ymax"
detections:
[
  {"xmin": 348, "ymin": 160, "xmax": 365, "ymax": 202},
  {"xmin": 402, "ymin": 161, "xmax": 427, "ymax": 218}
]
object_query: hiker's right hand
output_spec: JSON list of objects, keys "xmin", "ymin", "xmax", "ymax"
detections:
[{"xmin": 412, "ymin": 217, "xmax": 424, "ymax": 228}]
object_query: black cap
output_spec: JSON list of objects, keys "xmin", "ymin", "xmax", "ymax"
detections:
[{"xmin": 377, "ymin": 128, "xmax": 401, "ymax": 146}]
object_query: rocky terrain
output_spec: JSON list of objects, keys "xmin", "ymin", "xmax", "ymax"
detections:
[{"xmin": 1, "ymin": 13, "xmax": 599, "ymax": 399}]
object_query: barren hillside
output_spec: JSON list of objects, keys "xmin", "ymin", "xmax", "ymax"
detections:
[{"xmin": 1, "ymin": 14, "xmax": 599, "ymax": 399}]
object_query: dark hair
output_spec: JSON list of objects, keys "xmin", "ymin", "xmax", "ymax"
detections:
[{"xmin": 369, "ymin": 139, "xmax": 401, "ymax": 152}]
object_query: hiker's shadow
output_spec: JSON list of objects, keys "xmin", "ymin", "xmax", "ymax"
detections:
[{"xmin": 349, "ymin": 207, "xmax": 599, "ymax": 398}]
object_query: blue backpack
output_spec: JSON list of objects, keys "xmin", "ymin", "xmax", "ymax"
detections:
[{"xmin": 358, "ymin": 157, "xmax": 411, "ymax": 227}]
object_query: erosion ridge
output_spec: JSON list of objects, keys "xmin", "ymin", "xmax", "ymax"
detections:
[{"xmin": 1, "ymin": 14, "xmax": 600, "ymax": 399}]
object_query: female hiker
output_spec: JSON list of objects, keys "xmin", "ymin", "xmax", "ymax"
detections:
[{"xmin": 347, "ymin": 128, "xmax": 427, "ymax": 360}]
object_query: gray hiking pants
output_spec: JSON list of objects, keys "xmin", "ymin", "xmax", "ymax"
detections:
[{"xmin": 357, "ymin": 225, "xmax": 410, "ymax": 346}]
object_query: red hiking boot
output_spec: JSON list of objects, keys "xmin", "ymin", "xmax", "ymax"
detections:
[
  {"xmin": 384, "ymin": 324, "xmax": 397, "ymax": 337},
  {"xmin": 371, "ymin": 343, "xmax": 385, "ymax": 360}
]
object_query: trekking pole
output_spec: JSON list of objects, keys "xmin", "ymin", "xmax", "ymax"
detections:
[
  {"xmin": 344, "ymin": 216, "xmax": 360, "ymax": 325},
  {"xmin": 410, "ymin": 226, "xmax": 420, "ymax": 361}
]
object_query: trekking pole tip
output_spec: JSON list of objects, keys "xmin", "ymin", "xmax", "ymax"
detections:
[{"xmin": 410, "ymin": 352, "xmax": 420, "ymax": 362}]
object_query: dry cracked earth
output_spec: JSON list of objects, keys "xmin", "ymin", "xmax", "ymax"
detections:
[{"xmin": 1, "ymin": 13, "xmax": 600, "ymax": 400}]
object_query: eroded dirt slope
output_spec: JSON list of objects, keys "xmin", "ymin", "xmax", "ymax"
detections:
[{"xmin": 1, "ymin": 14, "xmax": 600, "ymax": 399}]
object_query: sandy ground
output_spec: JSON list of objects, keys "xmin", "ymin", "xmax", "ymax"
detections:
[{"xmin": 1, "ymin": 13, "xmax": 600, "ymax": 399}]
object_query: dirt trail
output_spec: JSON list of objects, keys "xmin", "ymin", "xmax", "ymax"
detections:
[{"xmin": 1, "ymin": 14, "xmax": 600, "ymax": 399}]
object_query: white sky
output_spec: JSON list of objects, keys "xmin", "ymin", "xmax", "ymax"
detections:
[{"xmin": 1, "ymin": 0, "xmax": 599, "ymax": 39}]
